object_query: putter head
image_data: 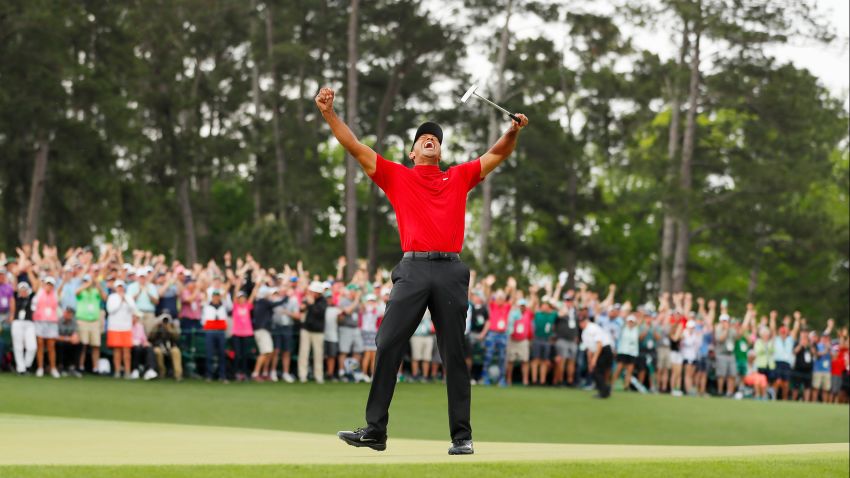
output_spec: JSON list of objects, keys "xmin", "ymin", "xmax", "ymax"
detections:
[{"xmin": 460, "ymin": 84, "xmax": 478, "ymax": 103}]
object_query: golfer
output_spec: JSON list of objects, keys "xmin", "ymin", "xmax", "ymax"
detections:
[{"xmin": 315, "ymin": 87, "xmax": 528, "ymax": 455}]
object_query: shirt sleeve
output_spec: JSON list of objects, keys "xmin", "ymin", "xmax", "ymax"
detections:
[
  {"xmin": 451, "ymin": 158, "xmax": 483, "ymax": 191},
  {"xmin": 368, "ymin": 154, "xmax": 402, "ymax": 197}
]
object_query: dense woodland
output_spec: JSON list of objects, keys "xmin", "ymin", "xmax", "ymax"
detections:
[{"xmin": 0, "ymin": 0, "xmax": 847, "ymax": 323}]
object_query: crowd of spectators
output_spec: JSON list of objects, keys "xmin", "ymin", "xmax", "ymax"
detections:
[{"xmin": 0, "ymin": 241, "xmax": 847, "ymax": 405}]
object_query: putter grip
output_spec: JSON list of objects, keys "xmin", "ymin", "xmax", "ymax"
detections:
[{"xmin": 508, "ymin": 113, "xmax": 521, "ymax": 124}]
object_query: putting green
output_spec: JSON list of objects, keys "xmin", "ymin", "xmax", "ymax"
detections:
[{"xmin": 1, "ymin": 414, "xmax": 845, "ymax": 465}]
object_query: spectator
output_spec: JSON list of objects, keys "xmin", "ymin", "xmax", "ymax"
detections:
[
  {"xmin": 337, "ymin": 285, "xmax": 364, "ymax": 381},
  {"xmin": 106, "ymin": 280, "xmax": 137, "ymax": 379},
  {"xmin": 771, "ymin": 311, "xmax": 798, "ymax": 400},
  {"xmin": 178, "ymin": 277, "xmax": 203, "ymax": 350},
  {"xmin": 579, "ymin": 312, "xmax": 614, "ymax": 399},
  {"xmin": 636, "ymin": 310, "xmax": 659, "ymax": 392},
  {"xmin": 126, "ymin": 268, "xmax": 159, "ymax": 336},
  {"xmin": 56, "ymin": 306, "xmax": 81, "ymax": 378},
  {"xmin": 655, "ymin": 297, "xmax": 673, "ymax": 393},
  {"xmin": 668, "ymin": 318, "xmax": 684, "ymax": 397},
  {"xmin": 323, "ymin": 291, "xmax": 340, "ymax": 382},
  {"xmin": 201, "ymin": 290, "xmax": 229, "ymax": 383},
  {"xmin": 74, "ymin": 274, "xmax": 106, "ymax": 373},
  {"xmin": 410, "ymin": 310, "xmax": 434, "ymax": 382},
  {"xmin": 270, "ymin": 281, "xmax": 299, "ymax": 383},
  {"xmin": 681, "ymin": 317, "xmax": 701, "ymax": 396},
  {"xmin": 553, "ymin": 294, "xmax": 579, "ymax": 387},
  {"xmin": 251, "ymin": 274, "xmax": 285, "ymax": 382},
  {"xmin": 10, "ymin": 282, "xmax": 36, "ymax": 374},
  {"xmin": 231, "ymin": 286, "xmax": 257, "ymax": 382},
  {"xmin": 130, "ymin": 314, "xmax": 157, "ymax": 380},
  {"xmin": 791, "ymin": 330, "xmax": 815, "ymax": 402},
  {"xmin": 296, "ymin": 281, "xmax": 327, "ymax": 384},
  {"xmin": 694, "ymin": 299, "xmax": 716, "ymax": 397},
  {"xmin": 832, "ymin": 327, "xmax": 849, "ymax": 404},
  {"xmin": 149, "ymin": 313, "xmax": 182, "ymax": 381},
  {"xmin": 359, "ymin": 294, "xmax": 381, "ymax": 381},
  {"xmin": 0, "ymin": 267, "xmax": 13, "ymax": 368},
  {"xmin": 753, "ymin": 325, "xmax": 776, "ymax": 397},
  {"xmin": 744, "ymin": 349, "xmax": 769, "ymax": 400},
  {"xmin": 505, "ymin": 298, "xmax": 532, "ymax": 386},
  {"xmin": 714, "ymin": 313, "xmax": 738, "ymax": 397},
  {"xmin": 155, "ymin": 272, "xmax": 180, "ymax": 320},
  {"xmin": 467, "ymin": 288, "xmax": 489, "ymax": 381},
  {"xmin": 613, "ymin": 311, "xmax": 639, "ymax": 391},
  {"xmin": 479, "ymin": 277, "xmax": 513, "ymax": 386},
  {"xmin": 531, "ymin": 295, "xmax": 556, "ymax": 386},
  {"xmin": 32, "ymin": 275, "xmax": 61, "ymax": 378},
  {"xmin": 810, "ymin": 332, "xmax": 831, "ymax": 403}
]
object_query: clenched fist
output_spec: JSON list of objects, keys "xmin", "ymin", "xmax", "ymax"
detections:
[
  {"xmin": 315, "ymin": 87, "xmax": 335, "ymax": 114},
  {"xmin": 509, "ymin": 113, "xmax": 529, "ymax": 132}
]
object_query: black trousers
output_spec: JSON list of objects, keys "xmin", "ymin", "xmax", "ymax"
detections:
[
  {"xmin": 594, "ymin": 345, "xmax": 614, "ymax": 398},
  {"xmin": 365, "ymin": 257, "xmax": 471, "ymax": 441}
]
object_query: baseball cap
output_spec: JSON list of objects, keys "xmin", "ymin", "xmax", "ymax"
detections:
[
  {"xmin": 308, "ymin": 281, "xmax": 324, "ymax": 294},
  {"xmin": 17, "ymin": 281, "xmax": 32, "ymax": 292},
  {"xmin": 626, "ymin": 315, "xmax": 637, "ymax": 323},
  {"xmin": 114, "ymin": 280, "xmax": 126, "ymax": 288},
  {"xmin": 517, "ymin": 299, "xmax": 528, "ymax": 307},
  {"xmin": 412, "ymin": 121, "xmax": 443, "ymax": 150},
  {"xmin": 44, "ymin": 276, "xmax": 56, "ymax": 285},
  {"xmin": 365, "ymin": 294, "xmax": 377, "ymax": 302},
  {"xmin": 719, "ymin": 313, "xmax": 730, "ymax": 322}
]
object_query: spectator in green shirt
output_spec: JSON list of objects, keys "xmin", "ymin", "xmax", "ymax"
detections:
[
  {"xmin": 75, "ymin": 274, "xmax": 106, "ymax": 373},
  {"xmin": 531, "ymin": 298, "xmax": 557, "ymax": 385}
]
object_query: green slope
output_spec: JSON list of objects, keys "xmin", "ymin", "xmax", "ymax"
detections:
[{"xmin": 1, "ymin": 375, "xmax": 846, "ymax": 445}]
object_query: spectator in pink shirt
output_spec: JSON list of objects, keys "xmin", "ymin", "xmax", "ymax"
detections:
[
  {"xmin": 130, "ymin": 314, "xmax": 157, "ymax": 380},
  {"xmin": 231, "ymin": 283, "xmax": 259, "ymax": 382}
]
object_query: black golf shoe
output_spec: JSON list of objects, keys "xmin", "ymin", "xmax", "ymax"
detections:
[
  {"xmin": 448, "ymin": 439, "xmax": 474, "ymax": 455},
  {"xmin": 337, "ymin": 427, "xmax": 387, "ymax": 451}
]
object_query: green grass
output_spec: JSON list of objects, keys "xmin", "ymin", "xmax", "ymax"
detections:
[
  {"xmin": 1, "ymin": 374, "xmax": 846, "ymax": 445},
  {"xmin": 2, "ymin": 454, "xmax": 848, "ymax": 478}
]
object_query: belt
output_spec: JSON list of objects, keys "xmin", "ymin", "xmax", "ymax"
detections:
[{"xmin": 403, "ymin": 251, "xmax": 460, "ymax": 261}]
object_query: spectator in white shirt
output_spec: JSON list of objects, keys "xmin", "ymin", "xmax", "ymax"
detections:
[{"xmin": 580, "ymin": 314, "xmax": 614, "ymax": 399}]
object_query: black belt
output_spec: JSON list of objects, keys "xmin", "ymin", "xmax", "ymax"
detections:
[{"xmin": 403, "ymin": 251, "xmax": 460, "ymax": 261}]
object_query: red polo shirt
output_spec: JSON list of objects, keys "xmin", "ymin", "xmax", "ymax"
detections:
[{"xmin": 369, "ymin": 154, "xmax": 482, "ymax": 253}]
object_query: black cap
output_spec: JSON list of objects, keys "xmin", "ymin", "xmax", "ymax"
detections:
[{"xmin": 412, "ymin": 122, "xmax": 443, "ymax": 151}]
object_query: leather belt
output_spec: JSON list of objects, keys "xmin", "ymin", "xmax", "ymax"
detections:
[{"xmin": 403, "ymin": 251, "xmax": 460, "ymax": 261}]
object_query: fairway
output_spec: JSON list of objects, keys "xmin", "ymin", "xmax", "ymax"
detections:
[{"xmin": 1, "ymin": 375, "xmax": 847, "ymax": 477}]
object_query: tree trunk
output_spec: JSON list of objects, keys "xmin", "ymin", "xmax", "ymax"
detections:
[
  {"xmin": 344, "ymin": 0, "xmax": 360, "ymax": 280},
  {"xmin": 747, "ymin": 253, "xmax": 762, "ymax": 301},
  {"xmin": 250, "ymin": 0, "xmax": 262, "ymax": 224},
  {"xmin": 672, "ymin": 14, "xmax": 701, "ymax": 293},
  {"xmin": 660, "ymin": 25, "xmax": 689, "ymax": 294},
  {"xmin": 266, "ymin": 5, "xmax": 286, "ymax": 221},
  {"xmin": 479, "ymin": 0, "xmax": 513, "ymax": 268},
  {"xmin": 367, "ymin": 63, "xmax": 404, "ymax": 274},
  {"xmin": 22, "ymin": 139, "xmax": 50, "ymax": 244},
  {"xmin": 177, "ymin": 177, "xmax": 198, "ymax": 265}
]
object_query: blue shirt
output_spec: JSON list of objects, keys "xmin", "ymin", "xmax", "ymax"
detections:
[
  {"xmin": 58, "ymin": 277, "xmax": 81, "ymax": 310},
  {"xmin": 773, "ymin": 336, "xmax": 795, "ymax": 364},
  {"xmin": 126, "ymin": 282, "xmax": 159, "ymax": 313},
  {"xmin": 814, "ymin": 343, "xmax": 831, "ymax": 372}
]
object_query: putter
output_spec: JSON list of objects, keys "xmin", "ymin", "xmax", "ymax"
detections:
[{"xmin": 460, "ymin": 84, "xmax": 521, "ymax": 124}]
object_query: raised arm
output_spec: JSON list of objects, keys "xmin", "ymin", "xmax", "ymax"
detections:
[
  {"xmin": 315, "ymin": 87, "xmax": 377, "ymax": 176},
  {"xmin": 479, "ymin": 115, "xmax": 529, "ymax": 178}
]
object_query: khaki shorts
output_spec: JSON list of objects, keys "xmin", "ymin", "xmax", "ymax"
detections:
[
  {"xmin": 507, "ymin": 339, "xmax": 530, "ymax": 363},
  {"xmin": 812, "ymin": 372, "xmax": 831, "ymax": 391},
  {"xmin": 77, "ymin": 320, "xmax": 102, "ymax": 346},
  {"xmin": 254, "ymin": 329, "xmax": 273, "ymax": 355},
  {"xmin": 656, "ymin": 347, "xmax": 671, "ymax": 370},
  {"xmin": 410, "ymin": 336, "xmax": 433, "ymax": 362}
]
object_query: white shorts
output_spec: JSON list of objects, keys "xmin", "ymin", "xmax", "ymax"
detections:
[
  {"xmin": 410, "ymin": 336, "xmax": 433, "ymax": 362},
  {"xmin": 254, "ymin": 329, "xmax": 273, "ymax": 355},
  {"xmin": 670, "ymin": 351, "xmax": 683, "ymax": 366}
]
